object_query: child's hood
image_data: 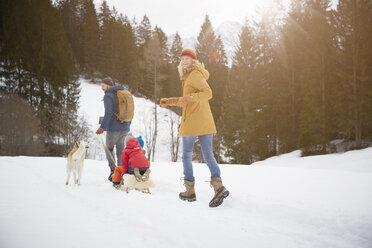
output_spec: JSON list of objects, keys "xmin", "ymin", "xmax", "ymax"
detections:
[{"xmin": 125, "ymin": 138, "xmax": 141, "ymax": 149}]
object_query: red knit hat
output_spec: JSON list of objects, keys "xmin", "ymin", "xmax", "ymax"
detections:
[{"xmin": 180, "ymin": 48, "xmax": 197, "ymax": 60}]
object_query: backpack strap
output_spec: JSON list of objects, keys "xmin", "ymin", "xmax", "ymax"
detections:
[{"xmin": 105, "ymin": 89, "xmax": 117, "ymax": 95}]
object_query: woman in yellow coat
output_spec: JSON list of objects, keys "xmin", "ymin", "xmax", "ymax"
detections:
[{"xmin": 160, "ymin": 48, "xmax": 229, "ymax": 208}]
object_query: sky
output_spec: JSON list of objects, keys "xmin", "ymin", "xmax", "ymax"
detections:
[
  {"xmin": 94, "ymin": 0, "xmax": 292, "ymax": 38},
  {"xmin": 94, "ymin": 0, "xmax": 339, "ymax": 39}
]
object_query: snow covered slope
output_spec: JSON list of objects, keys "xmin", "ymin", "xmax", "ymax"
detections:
[
  {"xmin": 78, "ymin": 78, "xmax": 180, "ymax": 162},
  {"xmin": 1, "ymin": 148, "xmax": 372, "ymax": 248}
]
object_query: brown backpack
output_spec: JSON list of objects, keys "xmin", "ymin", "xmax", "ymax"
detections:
[{"xmin": 113, "ymin": 90, "xmax": 134, "ymax": 123}]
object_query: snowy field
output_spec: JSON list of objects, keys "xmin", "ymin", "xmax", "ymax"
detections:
[{"xmin": 1, "ymin": 148, "xmax": 372, "ymax": 248}]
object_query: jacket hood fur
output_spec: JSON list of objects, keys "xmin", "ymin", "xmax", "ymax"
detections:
[{"xmin": 178, "ymin": 60, "xmax": 209, "ymax": 80}]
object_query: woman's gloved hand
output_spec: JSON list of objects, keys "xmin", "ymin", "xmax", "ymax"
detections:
[{"xmin": 160, "ymin": 98, "xmax": 169, "ymax": 108}]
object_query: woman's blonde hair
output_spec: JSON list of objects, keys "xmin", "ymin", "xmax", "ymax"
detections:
[{"xmin": 177, "ymin": 59, "xmax": 202, "ymax": 80}]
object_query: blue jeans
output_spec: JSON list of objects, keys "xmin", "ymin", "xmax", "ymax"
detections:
[{"xmin": 182, "ymin": 134, "xmax": 221, "ymax": 181}]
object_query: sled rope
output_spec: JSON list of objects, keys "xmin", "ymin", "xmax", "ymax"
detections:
[{"xmin": 97, "ymin": 134, "xmax": 117, "ymax": 166}]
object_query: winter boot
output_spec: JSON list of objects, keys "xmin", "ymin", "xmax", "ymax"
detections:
[
  {"xmin": 142, "ymin": 168, "xmax": 151, "ymax": 181},
  {"xmin": 112, "ymin": 181, "xmax": 120, "ymax": 188},
  {"xmin": 108, "ymin": 171, "xmax": 114, "ymax": 182},
  {"xmin": 134, "ymin": 168, "xmax": 142, "ymax": 182},
  {"xmin": 209, "ymin": 177, "xmax": 229, "ymax": 208},
  {"xmin": 179, "ymin": 179, "xmax": 196, "ymax": 202}
]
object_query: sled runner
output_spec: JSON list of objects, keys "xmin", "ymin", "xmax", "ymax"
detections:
[{"xmin": 116, "ymin": 174, "xmax": 155, "ymax": 194}]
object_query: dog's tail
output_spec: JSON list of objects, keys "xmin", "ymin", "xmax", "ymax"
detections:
[{"xmin": 72, "ymin": 141, "xmax": 86, "ymax": 160}]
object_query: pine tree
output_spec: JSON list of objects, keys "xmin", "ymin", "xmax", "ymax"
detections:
[
  {"xmin": 252, "ymin": 8, "xmax": 282, "ymax": 158},
  {"xmin": 221, "ymin": 21, "xmax": 260, "ymax": 164},
  {"xmin": 137, "ymin": 15, "xmax": 152, "ymax": 46},
  {"xmin": 335, "ymin": 0, "xmax": 372, "ymax": 148},
  {"xmin": 80, "ymin": 0, "xmax": 100, "ymax": 76},
  {"xmin": 56, "ymin": 0, "xmax": 83, "ymax": 68},
  {"xmin": 154, "ymin": 26, "xmax": 169, "ymax": 62},
  {"xmin": 165, "ymin": 32, "xmax": 183, "ymax": 100},
  {"xmin": 196, "ymin": 15, "xmax": 216, "ymax": 65},
  {"xmin": 170, "ymin": 33, "xmax": 183, "ymax": 64},
  {"xmin": 280, "ymin": 0, "xmax": 307, "ymax": 151},
  {"xmin": 1, "ymin": 0, "xmax": 79, "ymax": 154},
  {"xmin": 142, "ymin": 29, "xmax": 169, "ymax": 161},
  {"xmin": 97, "ymin": 0, "xmax": 115, "ymax": 76},
  {"xmin": 135, "ymin": 15, "xmax": 153, "ymax": 93},
  {"xmin": 143, "ymin": 26, "xmax": 169, "ymax": 99},
  {"xmin": 297, "ymin": 0, "xmax": 337, "ymax": 154},
  {"xmin": 116, "ymin": 14, "xmax": 137, "ymax": 87}
]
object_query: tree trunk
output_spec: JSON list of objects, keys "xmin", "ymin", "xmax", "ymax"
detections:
[
  {"xmin": 151, "ymin": 63, "xmax": 158, "ymax": 162},
  {"xmin": 321, "ymin": 55, "xmax": 326, "ymax": 152},
  {"xmin": 352, "ymin": 0, "xmax": 362, "ymax": 147},
  {"xmin": 291, "ymin": 66, "xmax": 296, "ymax": 150}
]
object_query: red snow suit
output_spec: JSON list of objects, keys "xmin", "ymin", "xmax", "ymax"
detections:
[{"xmin": 121, "ymin": 138, "xmax": 150, "ymax": 174}]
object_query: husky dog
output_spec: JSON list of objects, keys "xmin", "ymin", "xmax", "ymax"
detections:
[{"xmin": 66, "ymin": 141, "xmax": 87, "ymax": 186}]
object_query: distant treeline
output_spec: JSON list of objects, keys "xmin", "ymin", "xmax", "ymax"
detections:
[{"xmin": 0, "ymin": 0, "xmax": 371, "ymax": 163}]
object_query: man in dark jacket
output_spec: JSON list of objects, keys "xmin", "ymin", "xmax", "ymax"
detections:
[{"xmin": 96, "ymin": 77, "xmax": 131, "ymax": 181}]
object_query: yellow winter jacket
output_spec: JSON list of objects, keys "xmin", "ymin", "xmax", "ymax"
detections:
[{"xmin": 169, "ymin": 64, "xmax": 217, "ymax": 137}]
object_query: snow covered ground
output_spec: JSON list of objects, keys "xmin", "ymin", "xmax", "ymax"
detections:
[
  {"xmin": 1, "ymin": 148, "xmax": 372, "ymax": 248},
  {"xmin": 1, "ymin": 79, "xmax": 371, "ymax": 247}
]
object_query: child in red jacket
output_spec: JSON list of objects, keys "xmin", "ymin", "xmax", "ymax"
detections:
[{"xmin": 112, "ymin": 136, "xmax": 151, "ymax": 187}]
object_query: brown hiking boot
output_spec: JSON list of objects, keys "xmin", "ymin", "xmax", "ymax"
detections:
[
  {"xmin": 179, "ymin": 179, "xmax": 196, "ymax": 202},
  {"xmin": 209, "ymin": 177, "xmax": 229, "ymax": 207}
]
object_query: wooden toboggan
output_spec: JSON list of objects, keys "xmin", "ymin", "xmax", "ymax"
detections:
[{"xmin": 117, "ymin": 174, "xmax": 155, "ymax": 194}]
